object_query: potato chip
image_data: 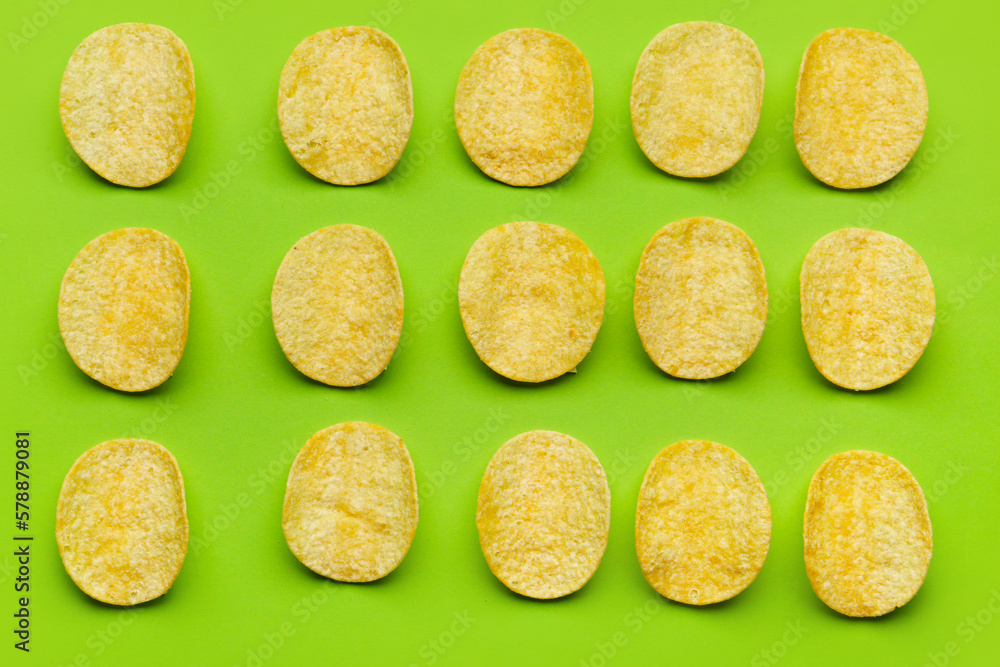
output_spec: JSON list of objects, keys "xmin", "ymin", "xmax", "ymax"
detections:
[
  {"xmin": 278, "ymin": 27, "xmax": 413, "ymax": 185},
  {"xmin": 805, "ymin": 450, "xmax": 932, "ymax": 617},
  {"xmin": 459, "ymin": 222, "xmax": 605, "ymax": 383},
  {"xmin": 59, "ymin": 23, "xmax": 195, "ymax": 188},
  {"xmin": 634, "ymin": 217, "xmax": 767, "ymax": 379},
  {"xmin": 283, "ymin": 422, "xmax": 418, "ymax": 582},
  {"xmin": 59, "ymin": 228, "xmax": 190, "ymax": 392},
  {"xmin": 272, "ymin": 225, "xmax": 404, "ymax": 387},
  {"xmin": 635, "ymin": 440, "xmax": 770, "ymax": 604},
  {"xmin": 56, "ymin": 439, "xmax": 188, "ymax": 606},
  {"xmin": 631, "ymin": 22, "xmax": 764, "ymax": 177},
  {"xmin": 455, "ymin": 28, "xmax": 593, "ymax": 186},
  {"xmin": 800, "ymin": 228, "xmax": 935, "ymax": 390},
  {"xmin": 795, "ymin": 28, "xmax": 927, "ymax": 189},
  {"xmin": 476, "ymin": 430, "xmax": 610, "ymax": 599}
]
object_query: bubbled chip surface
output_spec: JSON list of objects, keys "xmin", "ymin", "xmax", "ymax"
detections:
[
  {"xmin": 795, "ymin": 28, "xmax": 927, "ymax": 189},
  {"xmin": 631, "ymin": 22, "xmax": 764, "ymax": 177},
  {"xmin": 278, "ymin": 26, "xmax": 413, "ymax": 185},
  {"xmin": 57, "ymin": 439, "xmax": 188, "ymax": 606},
  {"xmin": 476, "ymin": 430, "xmax": 610, "ymax": 599},
  {"xmin": 634, "ymin": 217, "xmax": 767, "ymax": 379},
  {"xmin": 283, "ymin": 422, "xmax": 418, "ymax": 582},
  {"xmin": 59, "ymin": 23, "xmax": 196, "ymax": 188},
  {"xmin": 272, "ymin": 224, "xmax": 404, "ymax": 387},
  {"xmin": 58, "ymin": 227, "xmax": 191, "ymax": 392},
  {"xmin": 635, "ymin": 440, "xmax": 771, "ymax": 604},
  {"xmin": 804, "ymin": 450, "xmax": 932, "ymax": 617},
  {"xmin": 459, "ymin": 222, "xmax": 605, "ymax": 383},
  {"xmin": 800, "ymin": 228, "xmax": 935, "ymax": 391},
  {"xmin": 455, "ymin": 28, "xmax": 593, "ymax": 186}
]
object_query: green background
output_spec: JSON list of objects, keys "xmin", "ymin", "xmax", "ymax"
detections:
[{"xmin": 2, "ymin": 0, "xmax": 998, "ymax": 664}]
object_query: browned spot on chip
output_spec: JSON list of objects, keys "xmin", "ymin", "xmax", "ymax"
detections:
[
  {"xmin": 805, "ymin": 450, "xmax": 932, "ymax": 617},
  {"xmin": 272, "ymin": 225, "xmax": 404, "ymax": 387},
  {"xmin": 283, "ymin": 422, "xmax": 418, "ymax": 582},
  {"xmin": 58, "ymin": 228, "xmax": 190, "ymax": 392},
  {"xmin": 455, "ymin": 28, "xmax": 593, "ymax": 186},
  {"xmin": 801, "ymin": 228, "xmax": 935, "ymax": 390},
  {"xmin": 477, "ymin": 430, "xmax": 610, "ymax": 599},
  {"xmin": 795, "ymin": 28, "xmax": 927, "ymax": 189},
  {"xmin": 459, "ymin": 222, "xmax": 605, "ymax": 382},
  {"xmin": 57, "ymin": 439, "xmax": 188, "ymax": 606},
  {"xmin": 631, "ymin": 22, "xmax": 764, "ymax": 177},
  {"xmin": 59, "ymin": 23, "xmax": 196, "ymax": 188},
  {"xmin": 634, "ymin": 217, "xmax": 767, "ymax": 379},
  {"xmin": 278, "ymin": 27, "xmax": 413, "ymax": 185},
  {"xmin": 635, "ymin": 440, "xmax": 770, "ymax": 604}
]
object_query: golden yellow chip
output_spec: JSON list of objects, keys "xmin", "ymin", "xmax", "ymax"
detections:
[
  {"xmin": 458, "ymin": 222, "xmax": 605, "ymax": 383},
  {"xmin": 634, "ymin": 217, "xmax": 767, "ymax": 379},
  {"xmin": 476, "ymin": 430, "xmax": 610, "ymax": 599},
  {"xmin": 278, "ymin": 27, "xmax": 413, "ymax": 185},
  {"xmin": 801, "ymin": 228, "xmax": 935, "ymax": 391},
  {"xmin": 635, "ymin": 440, "xmax": 770, "ymax": 604},
  {"xmin": 805, "ymin": 450, "xmax": 932, "ymax": 617},
  {"xmin": 283, "ymin": 422, "xmax": 418, "ymax": 582},
  {"xmin": 795, "ymin": 28, "xmax": 927, "ymax": 189},
  {"xmin": 57, "ymin": 439, "xmax": 188, "ymax": 606},
  {"xmin": 631, "ymin": 22, "xmax": 764, "ymax": 177},
  {"xmin": 58, "ymin": 228, "xmax": 191, "ymax": 392},
  {"xmin": 272, "ymin": 225, "xmax": 404, "ymax": 387},
  {"xmin": 59, "ymin": 23, "xmax": 196, "ymax": 188},
  {"xmin": 455, "ymin": 28, "xmax": 593, "ymax": 186}
]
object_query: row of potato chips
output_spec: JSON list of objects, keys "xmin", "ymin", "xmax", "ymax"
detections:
[
  {"xmin": 57, "ymin": 429, "xmax": 931, "ymax": 619},
  {"xmin": 59, "ymin": 23, "xmax": 927, "ymax": 190},
  {"xmin": 57, "ymin": 221, "xmax": 935, "ymax": 394}
]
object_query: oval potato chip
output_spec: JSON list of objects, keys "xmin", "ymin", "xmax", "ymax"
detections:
[
  {"xmin": 477, "ymin": 430, "xmax": 610, "ymax": 599},
  {"xmin": 272, "ymin": 225, "xmax": 404, "ymax": 387},
  {"xmin": 59, "ymin": 227, "xmax": 191, "ymax": 392},
  {"xmin": 459, "ymin": 222, "xmax": 605, "ymax": 383},
  {"xmin": 455, "ymin": 28, "xmax": 593, "ymax": 186},
  {"xmin": 634, "ymin": 217, "xmax": 767, "ymax": 379},
  {"xmin": 278, "ymin": 27, "xmax": 413, "ymax": 185},
  {"xmin": 631, "ymin": 22, "xmax": 765, "ymax": 177},
  {"xmin": 795, "ymin": 28, "xmax": 928, "ymax": 189},
  {"xmin": 59, "ymin": 23, "xmax": 196, "ymax": 188},
  {"xmin": 805, "ymin": 450, "xmax": 932, "ymax": 617},
  {"xmin": 801, "ymin": 228, "xmax": 935, "ymax": 390},
  {"xmin": 57, "ymin": 439, "xmax": 188, "ymax": 606},
  {"xmin": 635, "ymin": 440, "xmax": 771, "ymax": 604},
  {"xmin": 283, "ymin": 422, "xmax": 418, "ymax": 582}
]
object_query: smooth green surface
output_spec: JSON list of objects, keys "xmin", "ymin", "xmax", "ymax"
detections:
[{"xmin": 1, "ymin": 0, "xmax": 998, "ymax": 664}]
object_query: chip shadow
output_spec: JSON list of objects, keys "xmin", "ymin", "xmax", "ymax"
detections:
[
  {"xmin": 64, "ymin": 575, "xmax": 175, "ymax": 610},
  {"xmin": 265, "ymin": 325, "xmax": 395, "ymax": 392},
  {"xmin": 282, "ymin": 545, "xmax": 405, "ymax": 589},
  {"xmin": 455, "ymin": 335, "xmax": 596, "ymax": 390},
  {"xmin": 802, "ymin": 351, "xmax": 930, "ymax": 396},
  {"xmin": 478, "ymin": 561, "xmax": 600, "ymax": 605},
  {"xmin": 626, "ymin": 130, "xmax": 776, "ymax": 189},
  {"xmin": 810, "ymin": 585, "xmax": 927, "ymax": 623}
]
